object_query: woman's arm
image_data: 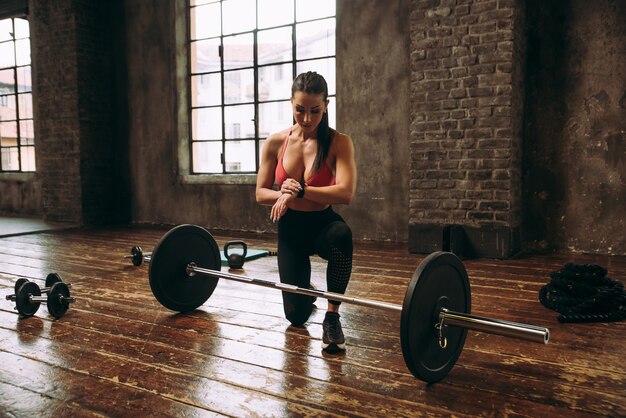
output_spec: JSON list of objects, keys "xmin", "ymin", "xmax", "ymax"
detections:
[
  {"xmin": 256, "ymin": 133, "xmax": 284, "ymax": 206},
  {"xmin": 302, "ymin": 133, "xmax": 357, "ymax": 205}
]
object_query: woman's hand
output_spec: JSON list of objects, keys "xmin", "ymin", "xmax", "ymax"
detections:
[
  {"xmin": 279, "ymin": 178, "xmax": 302, "ymax": 196},
  {"xmin": 271, "ymin": 191, "xmax": 296, "ymax": 223}
]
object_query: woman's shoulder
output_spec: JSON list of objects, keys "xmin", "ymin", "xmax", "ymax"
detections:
[
  {"xmin": 330, "ymin": 130, "xmax": 355, "ymax": 152},
  {"xmin": 264, "ymin": 126, "xmax": 292, "ymax": 153}
]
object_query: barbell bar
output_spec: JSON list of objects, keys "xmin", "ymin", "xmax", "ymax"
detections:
[
  {"xmin": 185, "ymin": 262, "xmax": 548, "ymax": 344},
  {"xmin": 148, "ymin": 224, "xmax": 550, "ymax": 383}
]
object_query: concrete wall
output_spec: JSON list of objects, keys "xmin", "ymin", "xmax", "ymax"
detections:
[
  {"xmin": 336, "ymin": 0, "xmax": 411, "ymax": 242},
  {"xmin": 0, "ymin": 0, "xmax": 624, "ymax": 255},
  {"xmin": 523, "ymin": 0, "xmax": 626, "ymax": 255},
  {"xmin": 124, "ymin": 0, "xmax": 411, "ymax": 241}
]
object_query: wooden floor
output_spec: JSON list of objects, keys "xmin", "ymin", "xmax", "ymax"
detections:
[{"xmin": 0, "ymin": 225, "xmax": 624, "ymax": 417}]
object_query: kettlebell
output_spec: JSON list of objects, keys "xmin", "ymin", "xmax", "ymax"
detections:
[{"xmin": 224, "ymin": 240, "xmax": 247, "ymax": 269}]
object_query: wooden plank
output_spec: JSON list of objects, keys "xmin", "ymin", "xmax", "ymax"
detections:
[{"xmin": 0, "ymin": 226, "xmax": 624, "ymax": 417}]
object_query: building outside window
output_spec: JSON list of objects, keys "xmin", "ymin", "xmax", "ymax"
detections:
[
  {"xmin": 188, "ymin": 0, "xmax": 336, "ymax": 174},
  {"xmin": 0, "ymin": 16, "xmax": 34, "ymax": 173}
]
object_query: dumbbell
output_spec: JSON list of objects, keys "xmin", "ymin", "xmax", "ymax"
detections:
[
  {"xmin": 6, "ymin": 273, "xmax": 76, "ymax": 318},
  {"xmin": 124, "ymin": 245, "xmax": 152, "ymax": 266}
]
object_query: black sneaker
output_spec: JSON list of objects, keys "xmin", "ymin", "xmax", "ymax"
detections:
[{"xmin": 322, "ymin": 312, "xmax": 346, "ymax": 352}]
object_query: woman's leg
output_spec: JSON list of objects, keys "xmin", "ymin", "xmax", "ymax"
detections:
[
  {"xmin": 315, "ymin": 220, "xmax": 353, "ymax": 308},
  {"xmin": 314, "ymin": 218, "xmax": 353, "ymax": 351},
  {"xmin": 277, "ymin": 212, "xmax": 314, "ymax": 326}
]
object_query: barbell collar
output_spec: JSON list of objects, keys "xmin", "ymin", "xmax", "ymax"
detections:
[{"xmin": 439, "ymin": 308, "xmax": 550, "ymax": 344}]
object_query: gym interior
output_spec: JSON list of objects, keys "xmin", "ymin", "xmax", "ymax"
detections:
[{"xmin": 0, "ymin": 0, "xmax": 624, "ymax": 416}]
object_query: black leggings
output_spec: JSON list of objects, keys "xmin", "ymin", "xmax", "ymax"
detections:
[{"xmin": 277, "ymin": 207, "xmax": 353, "ymax": 326}]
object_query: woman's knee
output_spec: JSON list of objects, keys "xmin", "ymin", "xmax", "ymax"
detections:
[
  {"xmin": 282, "ymin": 294, "xmax": 313, "ymax": 326},
  {"xmin": 326, "ymin": 222, "xmax": 353, "ymax": 253}
]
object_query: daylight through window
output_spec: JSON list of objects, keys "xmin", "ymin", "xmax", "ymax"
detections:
[
  {"xmin": 188, "ymin": 0, "xmax": 336, "ymax": 174},
  {"xmin": 0, "ymin": 17, "xmax": 34, "ymax": 173}
]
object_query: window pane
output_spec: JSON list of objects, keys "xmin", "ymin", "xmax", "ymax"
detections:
[
  {"xmin": 192, "ymin": 141, "xmax": 222, "ymax": 173},
  {"xmin": 225, "ymin": 140, "xmax": 256, "ymax": 172},
  {"xmin": 191, "ymin": 38, "xmax": 221, "ymax": 73},
  {"xmin": 192, "ymin": 107, "xmax": 222, "ymax": 140},
  {"xmin": 258, "ymin": 27, "xmax": 292, "ymax": 65},
  {"xmin": 20, "ymin": 145, "xmax": 35, "ymax": 171},
  {"xmin": 223, "ymin": 33, "xmax": 253, "ymax": 70},
  {"xmin": 14, "ymin": 18, "xmax": 29, "ymax": 38},
  {"xmin": 191, "ymin": 3, "xmax": 221, "ymax": 39},
  {"xmin": 259, "ymin": 64, "xmax": 291, "ymax": 101},
  {"xmin": 191, "ymin": 73, "xmax": 222, "ymax": 107},
  {"xmin": 18, "ymin": 93, "xmax": 32, "ymax": 119},
  {"xmin": 224, "ymin": 104, "xmax": 254, "ymax": 139},
  {"xmin": 19, "ymin": 120, "xmax": 34, "ymax": 144},
  {"xmin": 224, "ymin": 68, "xmax": 254, "ymax": 104},
  {"xmin": 0, "ymin": 69, "xmax": 15, "ymax": 93},
  {"xmin": 0, "ymin": 94, "xmax": 16, "ymax": 119},
  {"xmin": 0, "ymin": 41, "xmax": 15, "ymax": 68},
  {"xmin": 257, "ymin": 139, "xmax": 265, "ymax": 166},
  {"xmin": 296, "ymin": 18, "xmax": 335, "ymax": 60},
  {"xmin": 15, "ymin": 39, "xmax": 30, "ymax": 66},
  {"xmin": 259, "ymin": 100, "xmax": 291, "ymax": 138},
  {"xmin": 1, "ymin": 147, "xmax": 19, "ymax": 170},
  {"xmin": 297, "ymin": 57, "xmax": 335, "ymax": 95},
  {"xmin": 0, "ymin": 121, "xmax": 18, "ymax": 145},
  {"xmin": 17, "ymin": 66, "xmax": 31, "ymax": 92},
  {"xmin": 326, "ymin": 97, "xmax": 336, "ymax": 128},
  {"xmin": 296, "ymin": 0, "xmax": 335, "ymax": 22},
  {"xmin": 258, "ymin": 0, "xmax": 294, "ymax": 28},
  {"xmin": 0, "ymin": 20, "xmax": 11, "ymax": 42},
  {"xmin": 222, "ymin": 0, "xmax": 255, "ymax": 35}
]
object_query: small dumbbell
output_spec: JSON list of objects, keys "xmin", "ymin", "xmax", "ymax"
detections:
[
  {"xmin": 6, "ymin": 275, "xmax": 76, "ymax": 318},
  {"xmin": 123, "ymin": 245, "xmax": 152, "ymax": 266}
]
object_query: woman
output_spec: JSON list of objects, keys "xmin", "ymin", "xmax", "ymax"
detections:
[{"xmin": 256, "ymin": 72, "xmax": 357, "ymax": 352}]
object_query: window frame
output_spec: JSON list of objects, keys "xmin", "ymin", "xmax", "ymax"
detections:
[
  {"xmin": 185, "ymin": 0, "xmax": 336, "ymax": 177},
  {"xmin": 0, "ymin": 14, "xmax": 35, "ymax": 174}
]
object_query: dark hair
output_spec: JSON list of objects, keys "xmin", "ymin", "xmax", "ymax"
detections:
[{"xmin": 291, "ymin": 71, "xmax": 334, "ymax": 172}]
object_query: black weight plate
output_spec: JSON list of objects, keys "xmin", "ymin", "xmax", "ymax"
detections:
[
  {"xmin": 15, "ymin": 281, "xmax": 42, "ymax": 317},
  {"xmin": 400, "ymin": 251, "xmax": 471, "ymax": 383},
  {"xmin": 45, "ymin": 272, "xmax": 63, "ymax": 288},
  {"xmin": 131, "ymin": 246, "xmax": 143, "ymax": 266},
  {"xmin": 148, "ymin": 224, "xmax": 221, "ymax": 312},
  {"xmin": 47, "ymin": 282, "xmax": 71, "ymax": 318},
  {"xmin": 14, "ymin": 278, "xmax": 29, "ymax": 295}
]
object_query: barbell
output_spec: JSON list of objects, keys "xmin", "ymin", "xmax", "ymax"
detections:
[{"xmin": 147, "ymin": 224, "xmax": 550, "ymax": 383}]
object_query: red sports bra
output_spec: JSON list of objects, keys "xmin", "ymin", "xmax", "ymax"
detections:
[{"xmin": 275, "ymin": 133, "xmax": 336, "ymax": 187}]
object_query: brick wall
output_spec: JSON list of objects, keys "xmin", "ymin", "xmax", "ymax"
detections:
[
  {"xmin": 409, "ymin": 0, "xmax": 525, "ymax": 258},
  {"xmin": 31, "ymin": 0, "xmax": 83, "ymax": 223},
  {"xmin": 31, "ymin": 0, "xmax": 125, "ymax": 224}
]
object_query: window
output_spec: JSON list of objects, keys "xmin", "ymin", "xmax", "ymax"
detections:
[
  {"xmin": 0, "ymin": 16, "xmax": 34, "ymax": 172},
  {"xmin": 188, "ymin": 0, "xmax": 336, "ymax": 174}
]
